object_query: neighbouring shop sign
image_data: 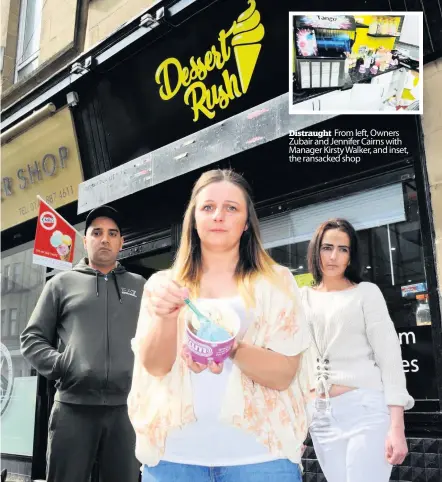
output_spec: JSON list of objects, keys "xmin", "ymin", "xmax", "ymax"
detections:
[
  {"xmin": 155, "ymin": 0, "xmax": 265, "ymax": 122},
  {"xmin": 1, "ymin": 107, "xmax": 83, "ymax": 231}
]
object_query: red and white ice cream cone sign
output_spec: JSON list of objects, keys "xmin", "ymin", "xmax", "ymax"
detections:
[{"xmin": 33, "ymin": 196, "xmax": 81, "ymax": 271}]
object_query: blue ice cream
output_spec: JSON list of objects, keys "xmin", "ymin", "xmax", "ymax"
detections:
[{"xmin": 196, "ymin": 322, "xmax": 231, "ymax": 342}]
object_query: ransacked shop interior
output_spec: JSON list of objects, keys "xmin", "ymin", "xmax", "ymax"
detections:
[{"xmin": 291, "ymin": 13, "xmax": 421, "ymax": 112}]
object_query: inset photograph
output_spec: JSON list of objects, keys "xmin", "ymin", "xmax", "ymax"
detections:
[{"xmin": 289, "ymin": 12, "xmax": 422, "ymax": 114}]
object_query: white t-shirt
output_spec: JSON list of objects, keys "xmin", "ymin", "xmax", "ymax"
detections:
[{"xmin": 162, "ymin": 296, "xmax": 279, "ymax": 466}]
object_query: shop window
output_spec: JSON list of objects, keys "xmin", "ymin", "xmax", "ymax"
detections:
[
  {"xmin": 260, "ymin": 183, "xmax": 406, "ymax": 249},
  {"xmin": 260, "ymin": 179, "xmax": 438, "ymax": 406},
  {"xmin": 1, "ymin": 244, "xmax": 45, "ymax": 459},
  {"xmin": 260, "ymin": 182, "xmax": 428, "ymax": 328},
  {"xmin": 15, "ymin": 0, "xmax": 42, "ymax": 83}
]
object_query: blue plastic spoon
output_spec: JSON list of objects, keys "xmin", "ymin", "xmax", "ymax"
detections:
[
  {"xmin": 184, "ymin": 298, "xmax": 231, "ymax": 342},
  {"xmin": 184, "ymin": 298, "xmax": 212, "ymax": 326}
]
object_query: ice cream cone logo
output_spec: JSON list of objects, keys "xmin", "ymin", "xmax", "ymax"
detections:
[
  {"xmin": 50, "ymin": 231, "xmax": 73, "ymax": 262},
  {"xmin": 155, "ymin": 0, "xmax": 264, "ymax": 121},
  {"xmin": 231, "ymin": 0, "xmax": 265, "ymax": 94}
]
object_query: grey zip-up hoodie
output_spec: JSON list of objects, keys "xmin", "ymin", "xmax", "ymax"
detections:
[{"xmin": 20, "ymin": 258, "xmax": 146, "ymax": 405}]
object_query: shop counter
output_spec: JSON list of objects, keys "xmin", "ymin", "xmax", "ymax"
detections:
[{"xmin": 291, "ymin": 57, "xmax": 419, "ymax": 112}]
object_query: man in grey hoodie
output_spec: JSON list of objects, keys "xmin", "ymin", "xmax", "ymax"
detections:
[{"xmin": 21, "ymin": 206, "xmax": 146, "ymax": 482}]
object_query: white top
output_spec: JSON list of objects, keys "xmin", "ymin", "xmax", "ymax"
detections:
[
  {"xmin": 162, "ymin": 296, "xmax": 279, "ymax": 466},
  {"xmin": 300, "ymin": 282, "xmax": 414, "ymax": 409}
]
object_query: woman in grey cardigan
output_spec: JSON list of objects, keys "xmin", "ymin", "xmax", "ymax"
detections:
[{"xmin": 301, "ymin": 218, "xmax": 413, "ymax": 482}]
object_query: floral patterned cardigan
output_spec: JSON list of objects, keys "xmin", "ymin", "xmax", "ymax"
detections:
[{"xmin": 127, "ymin": 265, "xmax": 314, "ymax": 467}]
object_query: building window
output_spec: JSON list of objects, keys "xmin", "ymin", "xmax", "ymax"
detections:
[
  {"xmin": 15, "ymin": 0, "xmax": 42, "ymax": 83},
  {"xmin": 1, "ymin": 309, "xmax": 6, "ymax": 337},
  {"xmin": 9, "ymin": 309, "xmax": 18, "ymax": 337},
  {"xmin": 12, "ymin": 263, "xmax": 23, "ymax": 291},
  {"xmin": 2, "ymin": 263, "xmax": 22, "ymax": 292},
  {"xmin": 1, "ymin": 244, "xmax": 45, "ymax": 458},
  {"xmin": 3, "ymin": 264, "xmax": 11, "ymax": 293}
]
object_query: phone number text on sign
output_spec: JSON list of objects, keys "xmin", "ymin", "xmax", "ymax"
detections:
[{"xmin": 18, "ymin": 185, "xmax": 75, "ymax": 217}]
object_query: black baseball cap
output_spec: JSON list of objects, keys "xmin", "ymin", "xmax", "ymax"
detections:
[{"xmin": 84, "ymin": 205, "xmax": 122, "ymax": 235}]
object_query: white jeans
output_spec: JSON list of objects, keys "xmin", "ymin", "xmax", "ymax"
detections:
[{"xmin": 308, "ymin": 389, "xmax": 392, "ymax": 482}]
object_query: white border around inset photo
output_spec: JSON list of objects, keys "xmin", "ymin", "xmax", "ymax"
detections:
[{"xmin": 288, "ymin": 12, "xmax": 423, "ymax": 115}]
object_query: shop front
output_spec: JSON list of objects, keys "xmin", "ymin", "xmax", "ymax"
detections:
[
  {"xmin": 78, "ymin": 113, "xmax": 442, "ymax": 480},
  {"xmin": 1, "ymin": 107, "xmax": 84, "ymax": 480},
  {"xmin": 69, "ymin": 1, "xmax": 441, "ymax": 480},
  {"xmin": 1, "ymin": 0, "xmax": 441, "ymax": 481}
]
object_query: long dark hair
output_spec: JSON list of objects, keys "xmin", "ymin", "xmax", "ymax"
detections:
[{"xmin": 307, "ymin": 218, "xmax": 363, "ymax": 286}]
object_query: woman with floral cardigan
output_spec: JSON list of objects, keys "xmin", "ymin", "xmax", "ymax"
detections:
[{"xmin": 128, "ymin": 169, "xmax": 313, "ymax": 482}]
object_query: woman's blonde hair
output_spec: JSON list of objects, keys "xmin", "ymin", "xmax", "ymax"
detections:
[{"xmin": 172, "ymin": 169, "xmax": 287, "ymax": 306}]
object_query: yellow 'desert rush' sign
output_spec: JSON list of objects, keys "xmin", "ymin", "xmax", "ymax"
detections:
[
  {"xmin": 1, "ymin": 107, "xmax": 84, "ymax": 231},
  {"xmin": 155, "ymin": 0, "xmax": 265, "ymax": 122}
]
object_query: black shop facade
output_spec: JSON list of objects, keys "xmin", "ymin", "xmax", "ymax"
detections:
[{"xmin": 1, "ymin": 1, "xmax": 441, "ymax": 481}]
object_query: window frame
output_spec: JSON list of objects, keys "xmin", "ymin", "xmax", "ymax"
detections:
[
  {"xmin": 12, "ymin": 262, "xmax": 23, "ymax": 291},
  {"xmin": 3, "ymin": 264, "xmax": 11, "ymax": 293},
  {"xmin": 15, "ymin": 0, "xmax": 42, "ymax": 83},
  {"xmin": 1, "ymin": 309, "xmax": 7, "ymax": 337},
  {"xmin": 9, "ymin": 308, "xmax": 18, "ymax": 337}
]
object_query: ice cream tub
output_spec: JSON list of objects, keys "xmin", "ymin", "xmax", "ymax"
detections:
[{"xmin": 184, "ymin": 300, "xmax": 240, "ymax": 365}]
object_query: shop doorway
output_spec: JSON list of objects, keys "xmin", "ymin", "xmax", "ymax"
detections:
[{"xmin": 121, "ymin": 249, "xmax": 174, "ymax": 280}]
